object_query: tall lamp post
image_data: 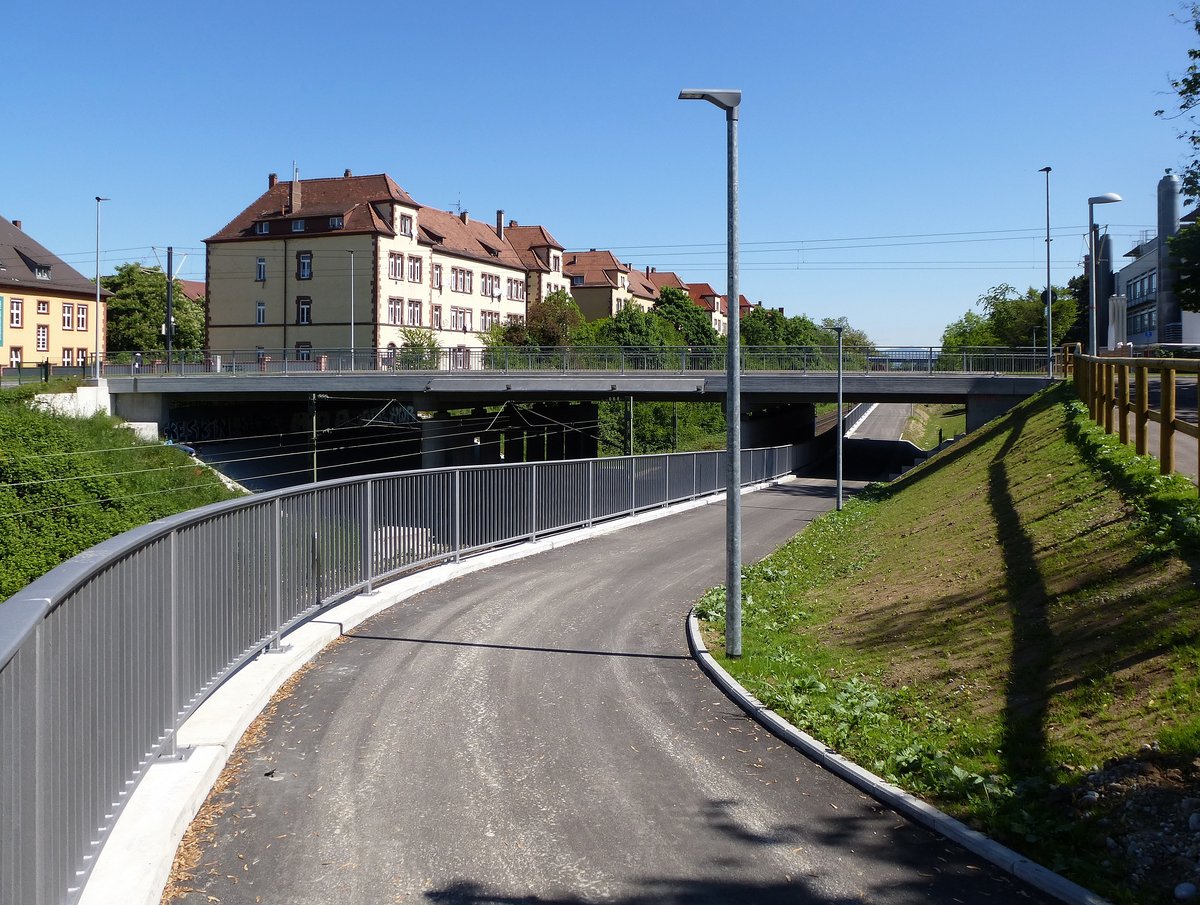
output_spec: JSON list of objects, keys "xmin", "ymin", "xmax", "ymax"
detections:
[
  {"xmin": 835, "ymin": 325, "xmax": 844, "ymax": 511},
  {"xmin": 94, "ymin": 196, "xmax": 109, "ymax": 380},
  {"xmin": 1088, "ymin": 193, "xmax": 1122, "ymax": 355},
  {"xmin": 1039, "ymin": 167, "xmax": 1052, "ymax": 376},
  {"xmin": 679, "ymin": 87, "xmax": 743, "ymax": 658}
]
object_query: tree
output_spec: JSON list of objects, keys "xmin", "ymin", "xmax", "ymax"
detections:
[
  {"xmin": 102, "ymin": 263, "xmax": 204, "ymax": 354},
  {"xmin": 1157, "ymin": 5, "xmax": 1200, "ymax": 200},
  {"xmin": 652, "ymin": 287, "xmax": 719, "ymax": 346},
  {"xmin": 818, "ymin": 316, "xmax": 873, "ymax": 350},
  {"xmin": 1170, "ymin": 222, "xmax": 1200, "ymax": 312},
  {"xmin": 940, "ymin": 310, "xmax": 999, "ymax": 351},
  {"xmin": 527, "ymin": 289, "xmax": 584, "ymax": 346}
]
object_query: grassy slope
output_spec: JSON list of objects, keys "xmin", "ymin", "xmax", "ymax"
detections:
[
  {"xmin": 0, "ymin": 382, "xmax": 243, "ymax": 600},
  {"xmin": 700, "ymin": 384, "xmax": 1200, "ymax": 902},
  {"xmin": 901, "ymin": 402, "xmax": 967, "ymax": 449}
]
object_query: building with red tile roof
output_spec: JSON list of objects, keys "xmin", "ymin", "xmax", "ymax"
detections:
[
  {"xmin": 563, "ymin": 250, "xmax": 656, "ymax": 320},
  {"xmin": 503, "ymin": 222, "xmax": 570, "ymax": 304}
]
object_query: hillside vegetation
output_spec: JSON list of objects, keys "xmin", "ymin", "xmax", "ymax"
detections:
[
  {"xmin": 699, "ymin": 384, "xmax": 1200, "ymax": 904},
  {"xmin": 0, "ymin": 382, "xmax": 243, "ymax": 600}
]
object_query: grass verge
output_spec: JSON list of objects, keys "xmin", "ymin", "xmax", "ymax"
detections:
[
  {"xmin": 901, "ymin": 402, "xmax": 966, "ymax": 449},
  {"xmin": 698, "ymin": 383, "xmax": 1200, "ymax": 904}
]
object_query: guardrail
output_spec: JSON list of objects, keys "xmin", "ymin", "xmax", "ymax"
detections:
[
  {"xmin": 1072, "ymin": 348, "xmax": 1200, "ymax": 479},
  {"xmin": 0, "ymin": 443, "xmax": 797, "ymax": 905},
  {"xmin": 92, "ymin": 345, "xmax": 1060, "ymax": 378}
]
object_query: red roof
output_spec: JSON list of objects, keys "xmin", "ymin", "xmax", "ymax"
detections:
[
  {"xmin": 505, "ymin": 224, "xmax": 564, "ymax": 272},
  {"xmin": 563, "ymin": 249, "xmax": 629, "ymax": 288},
  {"xmin": 206, "ymin": 173, "xmax": 417, "ymax": 243},
  {"xmin": 417, "ymin": 207, "xmax": 525, "ymax": 270},
  {"xmin": 686, "ymin": 282, "xmax": 728, "ymax": 316},
  {"xmin": 178, "ymin": 279, "xmax": 205, "ymax": 301}
]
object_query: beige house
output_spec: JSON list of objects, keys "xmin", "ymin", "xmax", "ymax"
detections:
[
  {"xmin": 205, "ymin": 171, "xmax": 539, "ymax": 365},
  {"xmin": 563, "ymin": 249, "xmax": 656, "ymax": 320},
  {"xmin": 0, "ymin": 214, "xmax": 110, "ymax": 371},
  {"xmin": 505, "ymin": 223, "xmax": 569, "ymax": 305},
  {"xmin": 686, "ymin": 282, "xmax": 730, "ymax": 336}
]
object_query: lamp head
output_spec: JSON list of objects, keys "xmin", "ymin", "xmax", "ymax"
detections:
[
  {"xmin": 1039, "ymin": 166, "xmax": 1051, "ymax": 174},
  {"xmin": 678, "ymin": 89, "xmax": 742, "ymax": 113},
  {"xmin": 95, "ymin": 196, "xmax": 109, "ymax": 203},
  {"xmin": 1088, "ymin": 193, "xmax": 1122, "ymax": 205}
]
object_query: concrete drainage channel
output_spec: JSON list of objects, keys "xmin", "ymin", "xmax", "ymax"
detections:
[{"xmin": 685, "ymin": 614, "xmax": 1111, "ymax": 905}]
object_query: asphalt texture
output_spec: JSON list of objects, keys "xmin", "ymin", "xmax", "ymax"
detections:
[{"xmin": 173, "ymin": 478, "xmax": 1055, "ymax": 905}]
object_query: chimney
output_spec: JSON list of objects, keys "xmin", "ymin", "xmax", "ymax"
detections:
[
  {"xmin": 509, "ymin": 219, "xmax": 518, "ymax": 228},
  {"xmin": 496, "ymin": 209, "xmax": 505, "ymax": 240},
  {"xmin": 289, "ymin": 175, "xmax": 301, "ymax": 213},
  {"xmin": 460, "ymin": 211, "xmax": 470, "ymax": 224},
  {"xmin": 344, "ymin": 168, "xmax": 353, "ymax": 178},
  {"xmin": 646, "ymin": 266, "xmax": 651, "ymax": 276},
  {"xmin": 12, "ymin": 220, "xmax": 21, "ymax": 231},
  {"xmin": 268, "ymin": 173, "xmax": 278, "ymax": 188}
]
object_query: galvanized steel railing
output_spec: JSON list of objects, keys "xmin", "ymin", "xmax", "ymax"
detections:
[
  {"xmin": 0, "ymin": 444, "xmax": 796, "ymax": 905},
  {"xmin": 92, "ymin": 345, "xmax": 1059, "ymax": 378}
]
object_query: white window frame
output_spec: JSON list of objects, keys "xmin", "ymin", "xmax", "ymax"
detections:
[
  {"xmin": 36, "ymin": 325, "xmax": 48, "ymax": 352},
  {"xmin": 388, "ymin": 297, "xmax": 403, "ymax": 325},
  {"xmin": 399, "ymin": 214, "xmax": 413, "ymax": 237},
  {"xmin": 298, "ymin": 252, "xmax": 313, "ymax": 280},
  {"xmin": 76, "ymin": 305, "xmax": 87, "ymax": 331},
  {"xmin": 407, "ymin": 256, "xmax": 422, "ymax": 283},
  {"xmin": 296, "ymin": 342, "xmax": 312, "ymax": 361},
  {"xmin": 432, "ymin": 264, "xmax": 442, "ymax": 290},
  {"xmin": 292, "ymin": 219, "xmax": 305, "ymax": 233},
  {"xmin": 432, "ymin": 305, "xmax": 442, "ymax": 329},
  {"xmin": 297, "ymin": 297, "xmax": 312, "ymax": 325},
  {"xmin": 62, "ymin": 303, "xmax": 73, "ymax": 330},
  {"xmin": 61, "ymin": 348, "xmax": 73, "ymax": 367},
  {"xmin": 256, "ymin": 301, "xmax": 266, "ymax": 325},
  {"xmin": 389, "ymin": 252, "xmax": 403, "ymax": 281},
  {"xmin": 36, "ymin": 300, "xmax": 49, "ymax": 315},
  {"xmin": 329, "ymin": 216, "xmax": 344, "ymax": 229},
  {"xmin": 407, "ymin": 299, "xmax": 422, "ymax": 326},
  {"xmin": 255, "ymin": 222, "xmax": 270, "ymax": 235},
  {"xmin": 8, "ymin": 348, "xmax": 21, "ymax": 367},
  {"xmin": 256, "ymin": 257, "xmax": 267, "ymax": 281},
  {"xmin": 9, "ymin": 299, "xmax": 22, "ymax": 328},
  {"xmin": 75, "ymin": 348, "xmax": 87, "ymax": 367}
]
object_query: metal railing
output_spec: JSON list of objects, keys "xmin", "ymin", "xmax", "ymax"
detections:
[
  {"xmin": 91, "ymin": 345, "xmax": 1061, "ymax": 378},
  {"xmin": 0, "ymin": 443, "xmax": 796, "ymax": 905},
  {"xmin": 1072, "ymin": 347, "xmax": 1200, "ymax": 480}
]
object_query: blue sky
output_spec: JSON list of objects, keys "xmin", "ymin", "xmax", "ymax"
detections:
[{"xmin": 5, "ymin": 0, "xmax": 1194, "ymax": 345}]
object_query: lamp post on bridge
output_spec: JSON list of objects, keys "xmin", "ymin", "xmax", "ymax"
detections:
[
  {"xmin": 1088, "ymin": 192, "xmax": 1122, "ymax": 355},
  {"xmin": 679, "ymin": 87, "xmax": 742, "ymax": 658}
]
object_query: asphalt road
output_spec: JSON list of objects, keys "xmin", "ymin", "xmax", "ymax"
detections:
[
  {"xmin": 172, "ymin": 479, "xmax": 1054, "ymax": 905},
  {"xmin": 849, "ymin": 403, "xmax": 912, "ymax": 442}
]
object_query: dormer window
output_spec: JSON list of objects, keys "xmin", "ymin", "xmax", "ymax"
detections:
[
  {"xmin": 34, "ymin": 266, "xmax": 50, "ymax": 280},
  {"xmin": 329, "ymin": 216, "xmax": 344, "ymax": 229},
  {"xmin": 255, "ymin": 222, "xmax": 270, "ymax": 235},
  {"xmin": 571, "ymin": 275, "xmax": 584, "ymax": 287},
  {"xmin": 291, "ymin": 219, "xmax": 305, "ymax": 232},
  {"xmin": 398, "ymin": 214, "xmax": 413, "ymax": 237},
  {"xmin": 551, "ymin": 254, "xmax": 561, "ymax": 271}
]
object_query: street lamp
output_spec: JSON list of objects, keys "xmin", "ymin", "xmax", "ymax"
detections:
[
  {"xmin": 94, "ymin": 196, "xmax": 109, "ymax": 380},
  {"xmin": 679, "ymin": 87, "xmax": 742, "ymax": 657},
  {"xmin": 1039, "ymin": 167, "xmax": 1052, "ymax": 376},
  {"xmin": 1088, "ymin": 192, "xmax": 1122, "ymax": 355}
]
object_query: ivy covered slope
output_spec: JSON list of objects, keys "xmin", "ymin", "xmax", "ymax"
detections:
[
  {"xmin": 0, "ymin": 382, "xmax": 243, "ymax": 601},
  {"xmin": 698, "ymin": 383, "xmax": 1200, "ymax": 904}
]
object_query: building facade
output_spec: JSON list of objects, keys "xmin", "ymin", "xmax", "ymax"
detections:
[{"xmin": 0, "ymin": 215, "xmax": 109, "ymax": 371}]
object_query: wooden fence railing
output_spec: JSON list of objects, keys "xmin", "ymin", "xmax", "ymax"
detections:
[{"xmin": 1070, "ymin": 346, "xmax": 1200, "ymax": 481}]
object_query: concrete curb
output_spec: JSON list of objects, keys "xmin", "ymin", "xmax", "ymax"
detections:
[
  {"xmin": 81, "ymin": 477, "xmax": 793, "ymax": 905},
  {"xmin": 686, "ymin": 614, "xmax": 1112, "ymax": 905}
]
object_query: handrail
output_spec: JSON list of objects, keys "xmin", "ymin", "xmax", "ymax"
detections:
[
  {"xmin": 89, "ymin": 345, "xmax": 1061, "ymax": 379},
  {"xmin": 1071, "ymin": 347, "xmax": 1200, "ymax": 480},
  {"xmin": 0, "ymin": 444, "xmax": 797, "ymax": 905}
]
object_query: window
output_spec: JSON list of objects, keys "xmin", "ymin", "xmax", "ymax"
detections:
[
  {"xmin": 388, "ymin": 297, "xmax": 403, "ymax": 325},
  {"xmin": 450, "ymin": 306, "xmax": 472, "ymax": 331},
  {"xmin": 571, "ymin": 275, "xmax": 584, "ymax": 287},
  {"xmin": 36, "ymin": 325, "xmax": 48, "ymax": 352},
  {"xmin": 76, "ymin": 305, "xmax": 87, "ymax": 331},
  {"xmin": 480, "ymin": 310, "xmax": 501, "ymax": 330},
  {"xmin": 297, "ymin": 252, "xmax": 313, "ymax": 280},
  {"xmin": 9, "ymin": 299, "xmax": 22, "ymax": 328},
  {"xmin": 8, "ymin": 348, "xmax": 21, "ymax": 367},
  {"xmin": 507, "ymin": 278, "xmax": 526, "ymax": 301},
  {"xmin": 296, "ymin": 297, "xmax": 312, "ymax": 325},
  {"xmin": 62, "ymin": 303, "xmax": 74, "ymax": 330},
  {"xmin": 256, "ymin": 301, "xmax": 266, "ymax": 325},
  {"xmin": 296, "ymin": 342, "xmax": 312, "ymax": 361},
  {"xmin": 75, "ymin": 348, "xmax": 87, "ymax": 366},
  {"xmin": 329, "ymin": 216, "xmax": 344, "ymax": 229},
  {"xmin": 407, "ymin": 299, "xmax": 422, "ymax": 326},
  {"xmin": 292, "ymin": 219, "xmax": 305, "ymax": 232},
  {"xmin": 432, "ymin": 264, "xmax": 442, "ymax": 290},
  {"xmin": 61, "ymin": 348, "xmax": 73, "ymax": 367},
  {"xmin": 407, "ymin": 256, "xmax": 422, "ymax": 283},
  {"xmin": 36, "ymin": 300, "xmax": 49, "ymax": 315},
  {"xmin": 480, "ymin": 273, "xmax": 501, "ymax": 298},
  {"xmin": 432, "ymin": 305, "xmax": 442, "ymax": 329},
  {"xmin": 255, "ymin": 222, "xmax": 270, "ymax": 235},
  {"xmin": 453, "ymin": 346, "xmax": 467, "ymax": 369},
  {"xmin": 551, "ymin": 254, "xmax": 561, "ymax": 272},
  {"xmin": 451, "ymin": 267, "xmax": 472, "ymax": 293},
  {"xmin": 398, "ymin": 214, "xmax": 413, "ymax": 237},
  {"xmin": 34, "ymin": 266, "xmax": 50, "ymax": 280},
  {"xmin": 256, "ymin": 257, "xmax": 267, "ymax": 281},
  {"xmin": 389, "ymin": 252, "xmax": 403, "ymax": 280},
  {"xmin": 507, "ymin": 313, "xmax": 523, "ymax": 325}
]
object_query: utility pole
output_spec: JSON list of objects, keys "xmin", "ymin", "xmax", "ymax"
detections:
[{"xmin": 166, "ymin": 246, "xmax": 174, "ymax": 373}]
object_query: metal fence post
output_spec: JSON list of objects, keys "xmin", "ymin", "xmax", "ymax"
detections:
[
  {"xmin": 269, "ymin": 499, "xmax": 283, "ymax": 651},
  {"xmin": 167, "ymin": 529, "xmax": 179, "ymax": 758},
  {"xmin": 529, "ymin": 464, "xmax": 538, "ymax": 541},
  {"xmin": 454, "ymin": 469, "xmax": 462, "ymax": 562},
  {"xmin": 364, "ymin": 480, "xmax": 374, "ymax": 593},
  {"xmin": 586, "ymin": 459, "xmax": 594, "ymax": 527}
]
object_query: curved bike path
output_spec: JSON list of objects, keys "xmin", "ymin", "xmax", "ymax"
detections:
[{"xmin": 167, "ymin": 478, "xmax": 1057, "ymax": 905}]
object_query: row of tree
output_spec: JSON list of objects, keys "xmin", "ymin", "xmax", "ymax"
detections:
[{"xmin": 939, "ymin": 282, "xmax": 1083, "ymax": 352}]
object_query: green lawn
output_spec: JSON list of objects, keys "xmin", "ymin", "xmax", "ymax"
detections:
[{"xmin": 699, "ymin": 384, "xmax": 1200, "ymax": 903}]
